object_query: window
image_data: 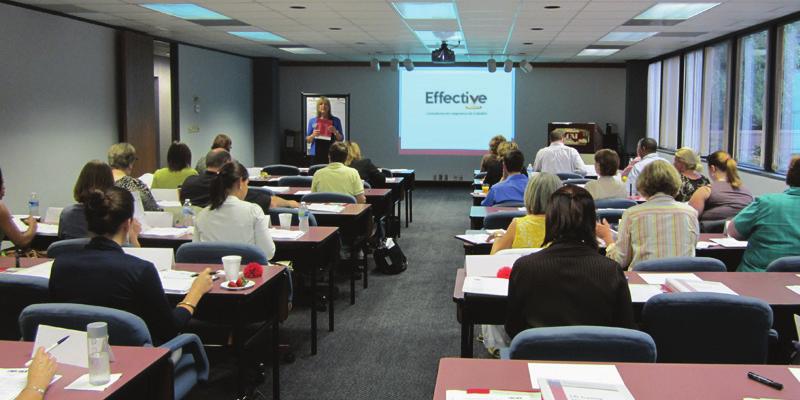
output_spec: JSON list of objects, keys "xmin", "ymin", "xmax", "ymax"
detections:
[
  {"xmin": 735, "ymin": 30, "xmax": 769, "ymax": 167},
  {"xmin": 660, "ymin": 56, "xmax": 681, "ymax": 150},
  {"xmin": 774, "ymin": 20, "xmax": 800, "ymax": 173},
  {"xmin": 682, "ymin": 49, "xmax": 703, "ymax": 150},
  {"xmin": 701, "ymin": 42, "xmax": 730, "ymax": 155},
  {"xmin": 646, "ymin": 61, "xmax": 662, "ymax": 140}
]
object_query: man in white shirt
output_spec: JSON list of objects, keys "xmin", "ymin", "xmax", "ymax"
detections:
[
  {"xmin": 626, "ymin": 138, "xmax": 662, "ymax": 195},
  {"xmin": 532, "ymin": 130, "xmax": 586, "ymax": 176}
]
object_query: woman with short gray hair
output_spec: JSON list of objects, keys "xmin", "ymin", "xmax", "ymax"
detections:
[{"xmin": 108, "ymin": 143, "xmax": 162, "ymax": 211}]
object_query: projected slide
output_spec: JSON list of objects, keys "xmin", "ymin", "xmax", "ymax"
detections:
[{"xmin": 399, "ymin": 67, "xmax": 514, "ymax": 155}]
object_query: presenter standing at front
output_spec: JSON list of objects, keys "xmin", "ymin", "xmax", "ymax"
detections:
[{"xmin": 306, "ymin": 96, "xmax": 343, "ymax": 165}]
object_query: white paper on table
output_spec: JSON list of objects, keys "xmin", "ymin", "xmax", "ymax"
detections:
[
  {"xmin": 709, "ymin": 237, "xmax": 748, "ymax": 248},
  {"xmin": 528, "ymin": 363, "xmax": 625, "ymax": 390},
  {"xmin": 790, "ymin": 367, "xmax": 800, "ymax": 384},
  {"xmin": 0, "ymin": 369, "xmax": 61, "ymax": 400},
  {"xmin": 666, "ymin": 279, "xmax": 738, "ymax": 295},
  {"xmin": 123, "ymin": 247, "xmax": 174, "ymax": 271},
  {"xmin": 628, "ymin": 284, "xmax": 665, "ymax": 302},
  {"xmin": 12, "ymin": 261, "xmax": 54, "ymax": 279},
  {"xmin": 462, "ymin": 276, "xmax": 508, "ymax": 296},
  {"xmin": 446, "ymin": 389, "xmax": 541, "ymax": 400},
  {"xmin": 294, "ymin": 190, "xmax": 312, "ymax": 195},
  {"xmin": 270, "ymin": 229, "xmax": 305, "ymax": 240},
  {"xmin": 788, "ymin": 286, "xmax": 800, "ymax": 296},
  {"xmin": 267, "ymin": 186, "xmax": 289, "ymax": 193},
  {"xmin": 156, "ymin": 200, "xmax": 182, "ymax": 209},
  {"xmin": 466, "ymin": 254, "xmax": 523, "ymax": 277},
  {"xmin": 638, "ymin": 273, "xmax": 702, "ymax": 285},
  {"xmin": 158, "ymin": 270, "xmax": 196, "ymax": 294},
  {"xmin": 32, "ymin": 325, "xmax": 88, "ymax": 368},
  {"xmin": 141, "ymin": 227, "xmax": 191, "ymax": 237},
  {"xmin": 307, "ymin": 203, "xmax": 345, "ymax": 213},
  {"xmin": 64, "ymin": 373, "xmax": 122, "ymax": 391},
  {"xmin": 539, "ymin": 378, "xmax": 633, "ymax": 400},
  {"xmin": 35, "ymin": 223, "xmax": 59, "ymax": 235},
  {"xmin": 455, "ymin": 234, "xmax": 491, "ymax": 245},
  {"xmin": 151, "ymin": 188, "xmax": 179, "ymax": 202},
  {"xmin": 696, "ymin": 241, "xmax": 714, "ymax": 249}
]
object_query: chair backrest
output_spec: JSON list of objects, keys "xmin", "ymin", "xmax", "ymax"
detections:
[
  {"xmin": 766, "ymin": 256, "xmax": 800, "ymax": 272},
  {"xmin": 19, "ymin": 303, "xmax": 153, "ymax": 346},
  {"xmin": 596, "ymin": 209, "xmax": 625, "ymax": 225},
  {"xmin": 308, "ymin": 164, "xmax": 328, "ymax": 176},
  {"xmin": 700, "ymin": 219, "xmax": 727, "ymax": 234},
  {"xmin": 506, "ymin": 326, "xmax": 657, "ymax": 363},
  {"xmin": 642, "ymin": 292, "xmax": 773, "ymax": 363},
  {"xmin": 494, "ymin": 201, "xmax": 525, "ymax": 207},
  {"xmin": 301, "ymin": 192, "xmax": 356, "ymax": 204},
  {"xmin": 268, "ymin": 207, "xmax": 318, "ymax": 227},
  {"xmin": 362, "ymin": 180, "xmax": 372, "ymax": 189},
  {"xmin": 483, "ymin": 210, "xmax": 526, "ymax": 229},
  {"xmin": 175, "ymin": 242, "xmax": 268, "ymax": 264},
  {"xmin": 151, "ymin": 188, "xmax": 179, "ymax": 202},
  {"xmin": 595, "ymin": 198, "xmax": 637, "ymax": 209},
  {"xmin": 0, "ymin": 275, "xmax": 49, "ymax": 340},
  {"xmin": 633, "ymin": 256, "xmax": 726, "ymax": 272},
  {"xmin": 563, "ymin": 178, "xmax": 590, "ymax": 186},
  {"xmin": 262, "ymin": 164, "xmax": 300, "ymax": 176},
  {"xmin": 46, "ymin": 238, "xmax": 91, "ymax": 258},
  {"xmin": 248, "ymin": 186, "xmax": 275, "ymax": 196},
  {"xmin": 557, "ymin": 172, "xmax": 583, "ymax": 180},
  {"xmin": 494, "ymin": 248, "xmax": 541, "ymax": 256},
  {"xmin": 380, "ymin": 168, "xmax": 393, "ymax": 178},
  {"xmin": 278, "ymin": 176, "xmax": 313, "ymax": 187}
]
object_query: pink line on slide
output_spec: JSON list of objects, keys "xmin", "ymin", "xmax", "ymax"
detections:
[{"xmin": 399, "ymin": 149, "xmax": 485, "ymax": 156}]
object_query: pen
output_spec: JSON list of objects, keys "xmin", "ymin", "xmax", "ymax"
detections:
[
  {"xmin": 747, "ymin": 371, "xmax": 783, "ymax": 390},
  {"xmin": 24, "ymin": 335, "xmax": 69, "ymax": 367}
]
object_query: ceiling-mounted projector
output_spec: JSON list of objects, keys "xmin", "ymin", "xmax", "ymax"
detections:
[{"xmin": 431, "ymin": 41, "xmax": 455, "ymax": 63}]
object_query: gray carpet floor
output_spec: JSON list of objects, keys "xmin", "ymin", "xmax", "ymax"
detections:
[{"xmin": 191, "ymin": 186, "xmax": 487, "ymax": 400}]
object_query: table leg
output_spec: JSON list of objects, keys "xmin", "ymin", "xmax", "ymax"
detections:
[
  {"xmin": 311, "ymin": 264, "xmax": 318, "ymax": 355},
  {"xmin": 235, "ymin": 302, "xmax": 247, "ymax": 398},
  {"xmin": 329, "ymin": 259, "xmax": 335, "ymax": 332},
  {"xmin": 350, "ymin": 260, "xmax": 356, "ymax": 305},
  {"xmin": 363, "ymin": 247, "xmax": 368, "ymax": 289},
  {"xmin": 409, "ymin": 188, "xmax": 413, "ymax": 223},
  {"xmin": 273, "ymin": 279, "xmax": 281, "ymax": 400},
  {"xmin": 460, "ymin": 312, "xmax": 474, "ymax": 358}
]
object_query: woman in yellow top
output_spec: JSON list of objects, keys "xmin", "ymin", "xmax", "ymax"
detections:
[
  {"xmin": 490, "ymin": 172, "xmax": 562, "ymax": 254},
  {"xmin": 152, "ymin": 142, "xmax": 198, "ymax": 189}
]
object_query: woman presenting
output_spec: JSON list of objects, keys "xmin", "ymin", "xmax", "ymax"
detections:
[{"xmin": 306, "ymin": 96, "xmax": 343, "ymax": 164}]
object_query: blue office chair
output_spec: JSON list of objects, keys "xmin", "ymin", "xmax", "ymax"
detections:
[
  {"xmin": 494, "ymin": 201, "xmax": 525, "ymax": 207},
  {"xmin": 301, "ymin": 192, "xmax": 357, "ymax": 204},
  {"xmin": 248, "ymin": 186, "xmax": 274, "ymax": 196},
  {"xmin": 642, "ymin": 292, "xmax": 775, "ymax": 364},
  {"xmin": 175, "ymin": 242, "xmax": 268, "ymax": 264},
  {"xmin": 46, "ymin": 238, "xmax": 91, "ymax": 258},
  {"xmin": 557, "ymin": 172, "xmax": 583, "ymax": 180},
  {"xmin": 595, "ymin": 199, "xmax": 637, "ymax": 209},
  {"xmin": 0, "ymin": 274, "xmax": 49, "ymax": 340},
  {"xmin": 362, "ymin": 180, "xmax": 372, "ymax": 189},
  {"xmin": 19, "ymin": 303, "xmax": 209, "ymax": 400},
  {"xmin": 483, "ymin": 210, "xmax": 526, "ymax": 230},
  {"xmin": 308, "ymin": 164, "xmax": 327, "ymax": 176},
  {"xmin": 634, "ymin": 256, "xmax": 726, "ymax": 272},
  {"xmin": 700, "ymin": 219, "xmax": 727, "ymax": 233},
  {"xmin": 596, "ymin": 209, "xmax": 625, "ymax": 226},
  {"xmin": 501, "ymin": 326, "xmax": 657, "ymax": 363},
  {"xmin": 262, "ymin": 164, "xmax": 300, "ymax": 176},
  {"xmin": 766, "ymin": 256, "xmax": 800, "ymax": 272},
  {"xmin": 380, "ymin": 168, "xmax": 393, "ymax": 178},
  {"xmin": 563, "ymin": 178, "xmax": 591, "ymax": 186},
  {"xmin": 278, "ymin": 176, "xmax": 313, "ymax": 187},
  {"xmin": 268, "ymin": 207, "xmax": 318, "ymax": 227}
]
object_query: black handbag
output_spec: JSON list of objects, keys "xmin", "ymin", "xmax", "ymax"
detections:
[{"xmin": 373, "ymin": 238, "xmax": 407, "ymax": 274}]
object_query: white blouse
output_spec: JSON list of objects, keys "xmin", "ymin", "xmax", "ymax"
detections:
[{"xmin": 193, "ymin": 195, "xmax": 275, "ymax": 260}]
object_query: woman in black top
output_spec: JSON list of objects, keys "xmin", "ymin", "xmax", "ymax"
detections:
[
  {"xmin": 345, "ymin": 141, "xmax": 386, "ymax": 188},
  {"xmin": 49, "ymin": 187, "xmax": 213, "ymax": 344},
  {"xmin": 505, "ymin": 185, "xmax": 635, "ymax": 339},
  {"xmin": 58, "ymin": 160, "xmax": 115, "ymax": 240}
]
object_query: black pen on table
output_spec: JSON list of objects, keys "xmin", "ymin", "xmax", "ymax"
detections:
[
  {"xmin": 747, "ymin": 371, "xmax": 783, "ymax": 390},
  {"xmin": 24, "ymin": 335, "xmax": 69, "ymax": 367}
]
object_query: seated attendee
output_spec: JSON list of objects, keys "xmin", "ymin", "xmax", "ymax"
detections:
[
  {"xmin": 626, "ymin": 138, "xmax": 663, "ymax": 195},
  {"xmin": 490, "ymin": 173, "xmax": 562, "ymax": 254},
  {"xmin": 108, "ymin": 143, "xmax": 162, "ymax": 211},
  {"xmin": 15, "ymin": 347, "xmax": 56, "ymax": 400},
  {"xmin": 480, "ymin": 134, "xmax": 506, "ymax": 173},
  {"xmin": 194, "ymin": 161, "xmax": 275, "ymax": 260},
  {"xmin": 533, "ymin": 130, "xmax": 586, "ymax": 176},
  {"xmin": 673, "ymin": 147, "xmax": 709, "ymax": 202},
  {"xmin": 728, "ymin": 156, "xmax": 800, "ymax": 272},
  {"xmin": 0, "ymin": 167, "xmax": 37, "ymax": 248},
  {"xmin": 689, "ymin": 151, "xmax": 753, "ymax": 221},
  {"xmin": 195, "ymin": 133, "xmax": 231, "ymax": 174},
  {"xmin": 152, "ymin": 142, "xmax": 198, "ymax": 189},
  {"xmin": 597, "ymin": 160, "xmax": 698, "ymax": 270},
  {"xmin": 505, "ymin": 185, "xmax": 634, "ymax": 339},
  {"xmin": 49, "ymin": 187, "xmax": 213, "ymax": 344},
  {"xmin": 58, "ymin": 160, "xmax": 115, "ymax": 239},
  {"xmin": 585, "ymin": 149, "xmax": 627, "ymax": 200},
  {"xmin": 482, "ymin": 149, "xmax": 528, "ymax": 206},
  {"xmin": 345, "ymin": 141, "xmax": 385, "ymax": 188},
  {"xmin": 181, "ymin": 149, "xmax": 297, "ymax": 211},
  {"xmin": 484, "ymin": 141, "xmax": 518, "ymax": 187},
  {"xmin": 311, "ymin": 142, "xmax": 366, "ymax": 203}
]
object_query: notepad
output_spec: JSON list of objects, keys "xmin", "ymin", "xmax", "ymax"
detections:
[
  {"xmin": 709, "ymin": 237, "xmax": 748, "ymax": 248},
  {"xmin": 270, "ymin": 229, "xmax": 305, "ymax": 240},
  {"xmin": 539, "ymin": 378, "xmax": 633, "ymax": 400},
  {"xmin": 637, "ymin": 273, "xmax": 701, "ymax": 285},
  {"xmin": 455, "ymin": 234, "xmax": 492, "ymax": 245},
  {"xmin": 0, "ymin": 369, "xmax": 61, "ymax": 400},
  {"xmin": 36, "ymin": 223, "xmax": 59, "ymax": 235},
  {"xmin": 141, "ymin": 227, "xmax": 191, "ymax": 237},
  {"xmin": 787, "ymin": 286, "xmax": 800, "ymax": 296},
  {"xmin": 446, "ymin": 390, "xmax": 541, "ymax": 400},
  {"xmin": 665, "ymin": 278, "xmax": 738, "ymax": 295},
  {"xmin": 465, "ymin": 254, "xmax": 523, "ymax": 277},
  {"xmin": 159, "ymin": 270, "xmax": 196, "ymax": 294},
  {"xmin": 33, "ymin": 325, "xmax": 88, "ymax": 368},
  {"xmin": 528, "ymin": 363, "xmax": 625, "ymax": 390},
  {"xmin": 65, "ymin": 373, "xmax": 122, "ymax": 391},
  {"xmin": 12, "ymin": 260, "xmax": 54, "ymax": 279},
  {"xmin": 696, "ymin": 241, "xmax": 714, "ymax": 249},
  {"xmin": 463, "ymin": 276, "xmax": 508, "ymax": 297},
  {"xmin": 307, "ymin": 203, "xmax": 345, "ymax": 213},
  {"xmin": 628, "ymin": 284, "xmax": 665, "ymax": 302}
]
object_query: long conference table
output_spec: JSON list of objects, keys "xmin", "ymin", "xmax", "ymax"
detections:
[{"xmin": 434, "ymin": 357, "xmax": 800, "ymax": 399}]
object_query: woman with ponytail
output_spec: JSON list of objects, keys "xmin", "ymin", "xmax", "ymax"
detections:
[
  {"xmin": 689, "ymin": 151, "xmax": 753, "ymax": 220},
  {"xmin": 194, "ymin": 161, "xmax": 275, "ymax": 260},
  {"xmin": 49, "ymin": 187, "xmax": 213, "ymax": 344}
]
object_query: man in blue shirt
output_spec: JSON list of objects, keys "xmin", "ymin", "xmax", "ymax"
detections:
[{"xmin": 482, "ymin": 149, "xmax": 528, "ymax": 206}]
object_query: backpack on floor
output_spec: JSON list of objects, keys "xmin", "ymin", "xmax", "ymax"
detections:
[{"xmin": 373, "ymin": 238, "xmax": 407, "ymax": 274}]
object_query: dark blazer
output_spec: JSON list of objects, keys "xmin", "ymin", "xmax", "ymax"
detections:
[
  {"xmin": 483, "ymin": 157, "xmax": 502, "ymax": 187},
  {"xmin": 505, "ymin": 241, "xmax": 635, "ymax": 339},
  {"xmin": 49, "ymin": 237, "xmax": 191, "ymax": 344},
  {"xmin": 180, "ymin": 170, "xmax": 271, "ymax": 213},
  {"xmin": 57, "ymin": 203, "xmax": 88, "ymax": 239},
  {"xmin": 349, "ymin": 158, "xmax": 386, "ymax": 188}
]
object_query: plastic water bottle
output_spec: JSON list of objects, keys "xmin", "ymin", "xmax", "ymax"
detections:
[
  {"xmin": 181, "ymin": 199, "xmax": 194, "ymax": 227},
  {"xmin": 298, "ymin": 202, "xmax": 309, "ymax": 233},
  {"xmin": 87, "ymin": 322, "xmax": 110, "ymax": 385},
  {"xmin": 526, "ymin": 163, "xmax": 534, "ymax": 176},
  {"xmin": 28, "ymin": 192, "xmax": 40, "ymax": 217}
]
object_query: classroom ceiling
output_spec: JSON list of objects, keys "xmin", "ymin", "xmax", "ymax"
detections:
[{"xmin": 18, "ymin": 0, "xmax": 800, "ymax": 62}]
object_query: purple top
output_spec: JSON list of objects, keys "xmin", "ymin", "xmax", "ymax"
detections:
[{"xmin": 701, "ymin": 180, "xmax": 753, "ymax": 221}]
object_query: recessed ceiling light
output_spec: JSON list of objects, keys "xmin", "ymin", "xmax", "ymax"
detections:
[
  {"xmin": 289, "ymin": 5, "xmax": 306, "ymax": 9},
  {"xmin": 277, "ymin": 46, "xmax": 325, "ymax": 55},
  {"xmin": 392, "ymin": 2, "xmax": 457, "ymax": 20},
  {"xmin": 523, "ymin": 42, "xmax": 533, "ymax": 45},
  {"xmin": 544, "ymin": 5, "xmax": 560, "ymax": 9},
  {"xmin": 599, "ymin": 32, "xmax": 658, "ymax": 43},
  {"xmin": 634, "ymin": 3, "xmax": 719, "ymax": 21},
  {"xmin": 140, "ymin": 3, "xmax": 230, "ymax": 20},
  {"xmin": 530, "ymin": 27, "xmax": 543, "ymax": 31},
  {"xmin": 228, "ymin": 31, "xmax": 288, "ymax": 42},
  {"xmin": 577, "ymin": 48, "xmax": 619, "ymax": 56},
  {"xmin": 329, "ymin": 27, "xmax": 342, "ymax": 31}
]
